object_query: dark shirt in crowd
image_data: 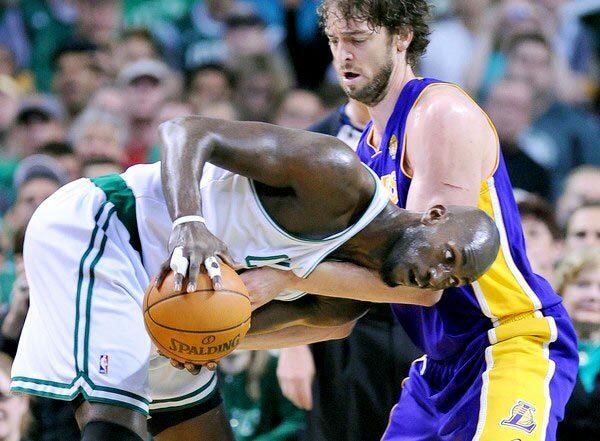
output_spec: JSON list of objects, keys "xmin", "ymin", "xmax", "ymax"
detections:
[{"xmin": 502, "ymin": 144, "xmax": 551, "ymax": 199}]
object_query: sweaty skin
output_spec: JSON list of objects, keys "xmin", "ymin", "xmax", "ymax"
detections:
[{"xmin": 157, "ymin": 117, "xmax": 500, "ymax": 368}]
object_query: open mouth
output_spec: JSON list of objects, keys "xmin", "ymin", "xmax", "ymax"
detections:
[{"xmin": 343, "ymin": 72, "xmax": 360, "ymax": 80}]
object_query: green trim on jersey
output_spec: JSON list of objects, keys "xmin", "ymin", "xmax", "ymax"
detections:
[
  {"xmin": 82, "ymin": 207, "xmax": 116, "ymax": 375},
  {"xmin": 150, "ymin": 388, "xmax": 220, "ymax": 413},
  {"xmin": 74, "ymin": 202, "xmax": 109, "ymax": 373},
  {"xmin": 151, "ymin": 373, "xmax": 217, "ymax": 405},
  {"xmin": 11, "ymin": 376, "xmax": 149, "ymax": 415},
  {"xmin": 90, "ymin": 174, "xmax": 142, "ymax": 258}
]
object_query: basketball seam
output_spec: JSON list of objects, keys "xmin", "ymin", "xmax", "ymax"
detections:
[
  {"xmin": 144, "ymin": 311, "xmax": 251, "ymax": 334},
  {"xmin": 144, "ymin": 288, "xmax": 248, "ymax": 312}
]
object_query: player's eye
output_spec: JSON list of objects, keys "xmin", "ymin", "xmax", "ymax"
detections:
[{"xmin": 444, "ymin": 248, "xmax": 455, "ymax": 264}]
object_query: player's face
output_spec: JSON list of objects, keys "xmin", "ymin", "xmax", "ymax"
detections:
[
  {"xmin": 566, "ymin": 206, "xmax": 600, "ymax": 251},
  {"xmin": 381, "ymin": 206, "xmax": 499, "ymax": 290},
  {"xmin": 562, "ymin": 265, "xmax": 600, "ymax": 325},
  {"xmin": 325, "ymin": 16, "xmax": 395, "ymax": 106}
]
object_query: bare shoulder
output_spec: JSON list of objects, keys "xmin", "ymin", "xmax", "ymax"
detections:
[
  {"xmin": 410, "ymin": 84, "xmax": 490, "ymax": 128},
  {"xmin": 405, "ymin": 84, "xmax": 497, "ymax": 178}
]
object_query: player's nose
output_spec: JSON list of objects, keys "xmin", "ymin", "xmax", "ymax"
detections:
[{"xmin": 428, "ymin": 267, "xmax": 450, "ymax": 288}]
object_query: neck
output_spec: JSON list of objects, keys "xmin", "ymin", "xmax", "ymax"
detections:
[
  {"xmin": 345, "ymin": 100, "xmax": 371, "ymax": 130},
  {"xmin": 369, "ymin": 63, "xmax": 416, "ymax": 145},
  {"xmin": 333, "ymin": 204, "xmax": 416, "ymax": 269}
]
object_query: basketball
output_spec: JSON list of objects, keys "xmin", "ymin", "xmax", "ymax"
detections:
[{"xmin": 144, "ymin": 264, "xmax": 251, "ymax": 364}]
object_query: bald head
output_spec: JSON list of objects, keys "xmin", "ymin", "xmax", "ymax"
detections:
[{"xmin": 381, "ymin": 205, "xmax": 500, "ymax": 290}]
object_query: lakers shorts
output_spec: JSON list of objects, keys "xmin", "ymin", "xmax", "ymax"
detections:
[
  {"xmin": 382, "ymin": 304, "xmax": 578, "ymax": 440},
  {"xmin": 11, "ymin": 178, "xmax": 217, "ymax": 415}
]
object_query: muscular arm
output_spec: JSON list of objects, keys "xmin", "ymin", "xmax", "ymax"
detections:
[
  {"xmin": 267, "ymin": 86, "xmax": 496, "ymax": 305},
  {"xmin": 239, "ymin": 295, "xmax": 369, "ymax": 350},
  {"xmin": 159, "ymin": 117, "xmax": 373, "ymax": 222},
  {"xmin": 404, "ymin": 85, "xmax": 497, "ymax": 210}
]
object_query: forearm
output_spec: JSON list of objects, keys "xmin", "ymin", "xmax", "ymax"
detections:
[
  {"xmin": 239, "ymin": 323, "xmax": 353, "ymax": 350},
  {"xmin": 159, "ymin": 118, "xmax": 212, "ymax": 219},
  {"xmin": 249, "ymin": 294, "xmax": 369, "ymax": 335},
  {"xmin": 293, "ymin": 262, "xmax": 441, "ymax": 306}
]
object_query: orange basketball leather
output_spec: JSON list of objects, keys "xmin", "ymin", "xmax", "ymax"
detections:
[{"xmin": 144, "ymin": 264, "xmax": 251, "ymax": 364}]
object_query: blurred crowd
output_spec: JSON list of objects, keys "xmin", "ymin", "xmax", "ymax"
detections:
[{"xmin": 0, "ymin": 0, "xmax": 598, "ymax": 440}]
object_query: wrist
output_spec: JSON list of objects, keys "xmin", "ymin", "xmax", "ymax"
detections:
[
  {"xmin": 286, "ymin": 271, "xmax": 303, "ymax": 290},
  {"xmin": 172, "ymin": 215, "xmax": 206, "ymax": 228}
]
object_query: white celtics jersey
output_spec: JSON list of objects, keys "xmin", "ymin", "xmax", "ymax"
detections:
[{"xmin": 121, "ymin": 162, "xmax": 389, "ymax": 286}]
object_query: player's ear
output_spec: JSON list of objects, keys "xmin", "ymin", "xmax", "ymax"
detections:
[
  {"xmin": 421, "ymin": 205, "xmax": 446, "ymax": 225},
  {"xmin": 396, "ymin": 27, "xmax": 413, "ymax": 52}
]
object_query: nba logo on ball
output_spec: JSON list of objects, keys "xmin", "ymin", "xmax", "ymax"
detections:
[{"xmin": 99, "ymin": 355, "xmax": 109, "ymax": 374}]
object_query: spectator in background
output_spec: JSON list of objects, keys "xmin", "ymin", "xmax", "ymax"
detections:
[
  {"xmin": 225, "ymin": 11, "xmax": 293, "ymax": 96},
  {"xmin": 198, "ymin": 100, "xmax": 240, "ymax": 121},
  {"xmin": 0, "ymin": 2, "xmax": 29, "ymax": 73},
  {"xmin": 0, "ymin": 353, "xmax": 29, "ymax": 441},
  {"xmin": 81, "ymin": 156, "xmax": 123, "ymax": 178},
  {"xmin": 74, "ymin": 0, "xmax": 121, "ymax": 49},
  {"xmin": 0, "ymin": 75, "xmax": 22, "ymax": 214},
  {"xmin": 284, "ymin": 0, "xmax": 330, "ymax": 89},
  {"xmin": 20, "ymin": 0, "xmax": 77, "ymax": 92},
  {"xmin": 515, "ymin": 190, "xmax": 562, "ymax": 284},
  {"xmin": 187, "ymin": 62, "xmax": 234, "ymax": 113},
  {"xmin": 565, "ymin": 203, "xmax": 600, "ymax": 252},
  {"xmin": 117, "ymin": 58, "xmax": 178, "ymax": 166},
  {"xmin": 2, "ymin": 155, "xmax": 66, "ymax": 253},
  {"xmin": 112, "ymin": 28, "xmax": 160, "ymax": 74},
  {"xmin": 69, "ymin": 106, "xmax": 128, "ymax": 165},
  {"xmin": 234, "ymin": 55, "xmax": 289, "ymax": 122},
  {"xmin": 555, "ymin": 248, "xmax": 600, "ymax": 440},
  {"xmin": 465, "ymin": 0, "xmax": 545, "ymax": 100},
  {"xmin": 274, "ymin": 89, "xmax": 324, "ymax": 129},
  {"xmin": 0, "ymin": 75, "xmax": 20, "ymax": 151},
  {"xmin": 0, "ymin": 225, "xmax": 81, "ymax": 441},
  {"xmin": 146, "ymin": 100, "xmax": 195, "ymax": 162},
  {"xmin": 52, "ymin": 40, "xmax": 103, "ymax": 120},
  {"xmin": 219, "ymin": 350, "xmax": 306, "ymax": 441},
  {"xmin": 421, "ymin": 0, "xmax": 490, "ymax": 85},
  {"xmin": 181, "ymin": 0, "xmax": 241, "ymax": 71},
  {"xmin": 485, "ymin": 77, "xmax": 550, "ymax": 198},
  {"xmin": 38, "ymin": 141, "xmax": 81, "ymax": 183},
  {"xmin": 557, "ymin": 166, "xmax": 600, "ymax": 227},
  {"xmin": 87, "ymin": 86, "xmax": 126, "ymax": 117},
  {"xmin": 2, "ymin": 94, "xmax": 67, "ymax": 209},
  {"xmin": 0, "ymin": 225, "xmax": 26, "ymax": 352},
  {"xmin": 9, "ymin": 95, "xmax": 66, "ymax": 159},
  {"xmin": 505, "ymin": 32, "xmax": 600, "ymax": 198}
]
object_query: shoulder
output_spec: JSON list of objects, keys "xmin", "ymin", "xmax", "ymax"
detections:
[
  {"xmin": 405, "ymin": 83, "xmax": 498, "ymax": 176},
  {"xmin": 411, "ymin": 84, "xmax": 488, "ymax": 127}
]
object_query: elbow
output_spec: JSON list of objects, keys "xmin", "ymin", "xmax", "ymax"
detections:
[
  {"xmin": 419, "ymin": 290, "xmax": 442, "ymax": 307},
  {"xmin": 329, "ymin": 320, "xmax": 357, "ymax": 340}
]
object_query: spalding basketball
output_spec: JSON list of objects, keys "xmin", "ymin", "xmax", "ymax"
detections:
[{"xmin": 144, "ymin": 264, "xmax": 251, "ymax": 364}]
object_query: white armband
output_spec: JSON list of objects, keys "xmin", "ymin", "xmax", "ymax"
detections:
[{"xmin": 172, "ymin": 215, "xmax": 206, "ymax": 228}]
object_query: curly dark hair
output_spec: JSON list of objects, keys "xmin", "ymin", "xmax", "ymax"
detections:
[{"xmin": 318, "ymin": 0, "xmax": 431, "ymax": 68}]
